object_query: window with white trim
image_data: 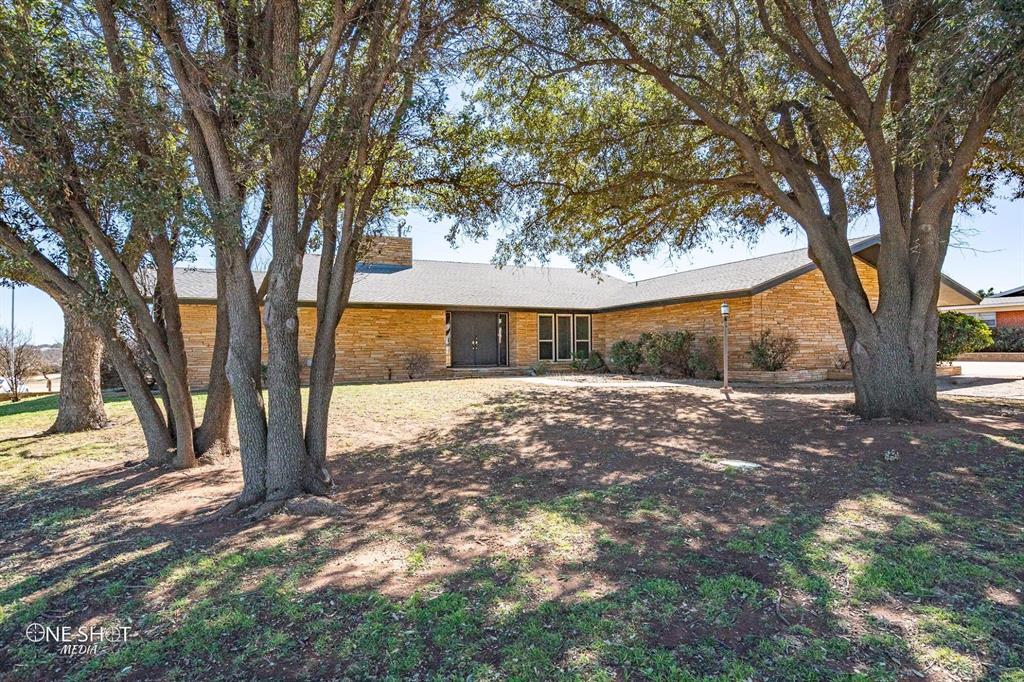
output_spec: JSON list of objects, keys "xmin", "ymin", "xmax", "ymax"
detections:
[
  {"xmin": 538, "ymin": 314, "xmax": 555, "ymax": 360},
  {"xmin": 538, "ymin": 313, "xmax": 591, "ymax": 360}
]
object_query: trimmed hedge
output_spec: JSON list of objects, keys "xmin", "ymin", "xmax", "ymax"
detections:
[{"xmin": 609, "ymin": 340, "xmax": 644, "ymax": 374}]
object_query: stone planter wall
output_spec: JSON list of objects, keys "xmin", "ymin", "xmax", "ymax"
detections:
[
  {"xmin": 957, "ymin": 352, "xmax": 1024, "ymax": 362},
  {"xmin": 730, "ymin": 368, "xmax": 828, "ymax": 384},
  {"xmin": 826, "ymin": 365, "xmax": 961, "ymax": 381}
]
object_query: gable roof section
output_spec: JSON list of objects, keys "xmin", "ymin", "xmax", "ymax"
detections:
[
  {"xmin": 993, "ymin": 284, "xmax": 1024, "ymax": 298},
  {"xmin": 172, "ymin": 234, "xmax": 979, "ymax": 310}
]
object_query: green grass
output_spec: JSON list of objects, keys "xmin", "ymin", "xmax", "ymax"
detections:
[
  {"xmin": 2, "ymin": 380, "xmax": 1022, "ymax": 680},
  {"xmin": 698, "ymin": 574, "xmax": 763, "ymax": 626}
]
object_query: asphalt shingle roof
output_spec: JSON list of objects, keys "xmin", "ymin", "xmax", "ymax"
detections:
[{"xmin": 172, "ymin": 234, "xmax": 974, "ymax": 310}]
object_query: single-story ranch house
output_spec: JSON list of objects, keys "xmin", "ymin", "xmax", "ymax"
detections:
[
  {"xmin": 940, "ymin": 284, "xmax": 1024, "ymax": 329},
  {"xmin": 173, "ymin": 235, "xmax": 978, "ymax": 386}
]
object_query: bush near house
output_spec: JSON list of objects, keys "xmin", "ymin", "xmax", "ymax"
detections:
[
  {"xmin": 937, "ymin": 312, "xmax": 994, "ymax": 362},
  {"xmin": 987, "ymin": 326, "xmax": 1024, "ymax": 352},
  {"xmin": 609, "ymin": 340, "xmax": 644, "ymax": 374},
  {"xmin": 688, "ymin": 336, "xmax": 720, "ymax": 379},
  {"xmin": 571, "ymin": 350, "xmax": 605, "ymax": 371},
  {"xmin": 643, "ymin": 331, "xmax": 694, "ymax": 374},
  {"xmin": 609, "ymin": 332, "xmax": 719, "ymax": 378},
  {"xmin": 748, "ymin": 330, "xmax": 798, "ymax": 371}
]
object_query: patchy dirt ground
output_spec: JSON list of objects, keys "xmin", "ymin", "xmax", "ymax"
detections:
[{"xmin": 1, "ymin": 379, "xmax": 1022, "ymax": 681}]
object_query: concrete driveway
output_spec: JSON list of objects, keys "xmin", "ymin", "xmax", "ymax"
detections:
[
  {"xmin": 940, "ymin": 361, "xmax": 1024, "ymax": 400},
  {"xmin": 954, "ymin": 361, "xmax": 1024, "ymax": 379}
]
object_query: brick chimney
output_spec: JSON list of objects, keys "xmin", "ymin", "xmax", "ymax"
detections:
[{"xmin": 359, "ymin": 236, "xmax": 412, "ymax": 268}]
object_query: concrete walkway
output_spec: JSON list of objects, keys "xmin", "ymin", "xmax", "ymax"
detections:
[{"xmin": 517, "ymin": 367, "xmax": 1024, "ymax": 401}]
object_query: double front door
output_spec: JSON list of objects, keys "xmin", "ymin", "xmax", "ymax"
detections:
[{"xmin": 449, "ymin": 312, "xmax": 508, "ymax": 367}]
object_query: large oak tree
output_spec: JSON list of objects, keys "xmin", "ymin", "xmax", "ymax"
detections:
[
  {"xmin": 471, "ymin": 0, "xmax": 1024, "ymax": 420},
  {"xmin": 0, "ymin": 0, "xmax": 234, "ymax": 465},
  {"xmin": 136, "ymin": 0, "xmax": 483, "ymax": 516}
]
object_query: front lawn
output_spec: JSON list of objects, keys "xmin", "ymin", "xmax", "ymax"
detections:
[{"xmin": 1, "ymin": 380, "xmax": 1022, "ymax": 680}]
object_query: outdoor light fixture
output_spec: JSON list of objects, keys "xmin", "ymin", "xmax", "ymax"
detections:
[{"xmin": 720, "ymin": 301, "xmax": 731, "ymax": 394}]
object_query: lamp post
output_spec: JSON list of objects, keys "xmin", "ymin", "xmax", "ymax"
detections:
[{"xmin": 720, "ymin": 301, "xmax": 730, "ymax": 394}]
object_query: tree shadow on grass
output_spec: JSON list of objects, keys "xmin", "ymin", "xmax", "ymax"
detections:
[{"xmin": 1, "ymin": 382, "xmax": 1021, "ymax": 679}]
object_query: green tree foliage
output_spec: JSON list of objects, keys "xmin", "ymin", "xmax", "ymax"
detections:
[
  {"xmin": 467, "ymin": 0, "xmax": 1024, "ymax": 420},
  {"xmin": 936, "ymin": 311, "xmax": 994, "ymax": 361}
]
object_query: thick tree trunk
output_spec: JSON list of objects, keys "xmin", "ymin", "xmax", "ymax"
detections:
[
  {"xmin": 102, "ymin": 332, "xmax": 176, "ymax": 464},
  {"xmin": 303, "ymin": 313, "xmax": 341, "ymax": 493},
  {"xmin": 838, "ymin": 306, "xmax": 943, "ymax": 421},
  {"xmin": 194, "ymin": 268, "xmax": 233, "ymax": 456},
  {"xmin": 222, "ymin": 246, "xmax": 269, "ymax": 505},
  {"xmin": 49, "ymin": 306, "xmax": 107, "ymax": 433},
  {"xmin": 263, "ymin": 267, "xmax": 308, "ymax": 501},
  {"xmin": 820, "ymin": 211, "xmax": 949, "ymax": 422},
  {"xmin": 260, "ymin": 0, "xmax": 320, "ymax": 505}
]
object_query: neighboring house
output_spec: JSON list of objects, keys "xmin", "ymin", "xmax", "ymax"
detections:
[
  {"xmin": 174, "ymin": 235, "xmax": 978, "ymax": 385},
  {"xmin": 940, "ymin": 285, "xmax": 1024, "ymax": 329}
]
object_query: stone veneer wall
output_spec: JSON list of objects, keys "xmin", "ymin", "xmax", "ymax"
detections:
[
  {"xmin": 594, "ymin": 297, "xmax": 753, "ymax": 370},
  {"xmin": 179, "ymin": 304, "xmax": 446, "ymax": 387},
  {"xmin": 509, "ymin": 311, "xmax": 538, "ymax": 368},
  {"xmin": 178, "ymin": 259, "xmax": 883, "ymax": 384},
  {"xmin": 748, "ymin": 258, "xmax": 879, "ymax": 369},
  {"xmin": 595, "ymin": 259, "xmax": 881, "ymax": 371}
]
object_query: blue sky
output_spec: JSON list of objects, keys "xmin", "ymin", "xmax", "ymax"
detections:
[{"xmin": 4, "ymin": 196, "xmax": 1022, "ymax": 343}]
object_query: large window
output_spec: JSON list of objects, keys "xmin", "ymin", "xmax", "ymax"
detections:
[
  {"xmin": 538, "ymin": 314, "xmax": 555, "ymax": 360},
  {"xmin": 574, "ymin": 315, "xmax": 591, "ymax": 356},
  {"xmin": 538, "ymin": 313, "xmax": 591, "ymax": 360},
  {"xmin": 974, "ymin": 312, "xmax": 997, "ymax": 328}
]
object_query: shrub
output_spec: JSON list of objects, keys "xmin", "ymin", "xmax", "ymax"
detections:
[
  {"xmin": 989, "ymin": 325, "xmax": 1024, "ymax": 352},
  {"xmin": 571, "ymin": 350, "xmax": 605, "ymax": 371},
  {"xmin": 748, "ymin": 329, "xmax": 798, "ymax": 371},
  {"xmin": 404, "ymin": 351, "xmax": 430, "ymax": 379},
  {"xmin": 689, "ymin": 336, "xmax": 720, "ymax": 379},
  {"xmin": 936, "ymin": 311, "xmax": 993, "ymax": 362},
  {"xmin": 832, "ymin": 354, "xmax": 850, "ymax": 370},
  {"xmin": 530, "ymin": 360, "xmax": 550, "ymax": 376},
  {"xmin": 643, "ymin": 331, "xmax": 694, "ymax": 375},
  {"xmin": 609, "ymin": 340, "xmax": 643, "ymax": 374}
]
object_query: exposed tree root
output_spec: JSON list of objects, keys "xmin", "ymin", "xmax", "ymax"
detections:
[
  {"xmin": 44, "ymin": 418, "xmax": 110, "ymax": 436},
  {"xmin": 282, "ymin": 494, "xmax": 348, "ymax": 518},
  {"xmin": 191, "ymin": 493, "xmax": 261, "ymax": 525},
  {"xmin": 244, "ymin": 498, "xmax": 288, "ymax": 522},
  {"xmin": 243, "ymin": 495, "xmax": 348, "ymax": 522}
]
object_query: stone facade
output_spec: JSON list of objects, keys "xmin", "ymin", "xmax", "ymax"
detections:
[
  {"xmin": 593, "ymin": 259, "xmax": 880, "ymax": 370},
  {"xmin": 178, "ymin": 258, "xmax": 883, "ymax": 385},
  {"xmin": 179, "ymin": 303, "xmax": 446, "ymax": 387},
  {"xmin": 508, "ymin": 311, "xmax": 538, "ymax": 368},
  {"xmin": 595, "ymin": 297, "xmax": 752, "ymax": 369},
  {"xmin": 747, "ymin": 258, "xmax": 880, "ymax": 370}
]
